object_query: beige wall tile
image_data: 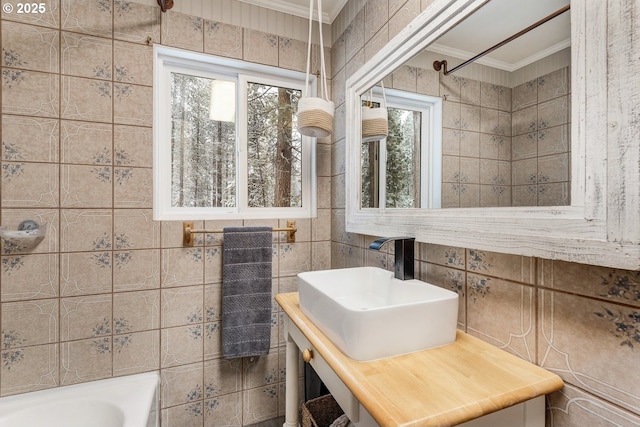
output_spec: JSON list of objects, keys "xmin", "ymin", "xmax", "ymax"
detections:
[
  {"xmin": 2, "ymin": 115, "xmax": 59, "ymax": 162},
  {"xmin": 113, "ymin": 249, "xmax": 161, "ymax": 292},
  {"xmin": 161, "ymin": 362, "xmax": 204, "ymax": 408},
  {"xmin": 2, "ymin": 21, "xmax": 59, "ymax": 73},
  {"xmin": 113, "ymin": 41, "xmax": 153, "ymax": 86},
  {"xmin": 114, "ymin": 1, "xmax": 160, "ymax": 45},
  {"xmin": 539, "ymin": 290, "xmax": 640, "ymax": 413},
  {"xmin": 1, "ymin": 162, "xmax": 59, "ymax": 207},
  {"xmin": 61, "ymin": 120, "xmax": 113, "ymax": 165},
  {"xmin": 60, "ymin": 294, "xmax": 112, "ymax": 341},
  {"xmin": 60, "ymin": 251, "xmax": 112, "ymax": 296},
  {"xmin": 61, "ymin": 0, "xmax": 112, "ymax": 38},
  {"xmin": 59, "ymin": 209, "xmax": 111, "ymax": 252},
  {"xmin": 60, "ymin": 337, "xmax": 112, "ymax": 385},
  {"xmin": 114, "ymin": 289, "xmax": 160, "ymax": 333},
  {"xmin": 114, "ymin": 83, "xmax": 152, "ymax": 126},
  {"xmin": 2, "ymin": 70, "xmax": 59, "ymax": 117},
  {"xmin": 242, "ymin": 384, "xmax": 279, "ymax": 425},
  {"xmin": 278, "ymin": 37, "xmax": 306, "ymax": 72},
  {"xmin": 61, "ymin": 76, "xmax": 112, "ymax": 123},
  {"xmin": 1, "ymin": 0, "xmax": 59, "ymax": 28},
  {"xmin": 204, "ymin": 20, "xmax": 243, "ymax": 59},
  {"xmin": 61, "ymin": 164, "xmax": 113, "ymax": 207},
  {"xmin": 1, "ymin": 299, "xmax": 58, "ymax": 347},
  {"xmin": 61, "ymin": 32, "xmax": 112, "ymax": 79},
  {"xmin": 161, "ymin": 324, "xmax": 203, "ymax": 368},
  {"xmin": 114, "ymin": 125, "xmax": 153, "ymax": 167},
  {"xmin": 161, "ymin": 11, "xmax": 203, "ymax": 52},
  {"xmin": 0, "ymin": 253, "xmax": 58, "ymax": 301},
  {"xmin": 243, "ymin": 29, "xmax": 278, "ymax": 67},
  {"xmin": 113, "ymin": 330, "xmax": 160, "ymax": 376},
  {"xmin": 204, "ymin": 391, "xmax": 242, "ymax": 427},
  {"xmin": 113, "ymin": 166, "xmax": 153, "ymax": 208},
  {"xmin": 161, "ymin": 401, "xmax": 203, "ymax": 427},
  {"xmin": 162, "ymin": 286, "xmax": 204, "ymax": 328},
  {"xmin": 0, "ymin": 343, "xmax": 58, "ymax": 396}
]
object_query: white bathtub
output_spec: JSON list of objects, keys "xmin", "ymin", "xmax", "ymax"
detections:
[{"xmin": 0, "ymin": 372, "xmax": 159, "ymax": 427}]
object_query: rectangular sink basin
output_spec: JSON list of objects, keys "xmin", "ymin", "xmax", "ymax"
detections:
[{"xmin": 298, "ymin": 267, "xmax": 459, "ymax": 361}]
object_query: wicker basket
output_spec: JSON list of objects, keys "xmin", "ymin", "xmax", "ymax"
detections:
[{"xmin": 301, "ymin": 394, "xmax": 345, "ymax": 427}]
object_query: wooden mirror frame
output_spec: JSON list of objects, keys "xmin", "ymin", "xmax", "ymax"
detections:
[{"xmin": 344, "ymin": 0, "xmax": 639, "ymax": 269}]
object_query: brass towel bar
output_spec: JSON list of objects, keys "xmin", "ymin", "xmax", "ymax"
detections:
[{"xmin": 183, "ymin": 221, "xmax": 297, "ymax": 246}]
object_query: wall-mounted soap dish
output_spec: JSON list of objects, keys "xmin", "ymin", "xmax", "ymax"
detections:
[{"xmin": 0, "ymin": 221, "xmax": 47, "ymax": 252}]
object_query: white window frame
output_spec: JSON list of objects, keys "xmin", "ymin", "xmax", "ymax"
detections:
[
  {"xmin": 365, "ymin": 87, "xmax": 442, "ymax": 209},
  {"xmin": 153, "ymin": 45, "xmax": 317, "ymax": 220}
]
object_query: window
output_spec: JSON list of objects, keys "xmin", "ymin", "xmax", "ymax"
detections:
[
  {"xmin": 361, "ymin": 88, "xmax": 442, "ymax": 209},
  {"xmin": 154, "ymin": 46, "xmax": 316, "ymax": 220}
]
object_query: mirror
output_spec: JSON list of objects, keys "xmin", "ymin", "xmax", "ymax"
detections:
[
  {"xmin": 345, "ymin": 0, "xmax": 639, "ymax": 269},
  {"xmin": 360, "ymin": 0, "xmax": 570, "ymax": 209}
]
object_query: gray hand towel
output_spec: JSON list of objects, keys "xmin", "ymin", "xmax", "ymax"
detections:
[{"xmin": 222, "ymin": 226, "xmax": 273, "ymax": 359}]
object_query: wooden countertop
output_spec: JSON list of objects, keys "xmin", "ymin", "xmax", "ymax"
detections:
[{"xmin": 276, "ymin": 292, "xmax": 564, "ymax": 427}]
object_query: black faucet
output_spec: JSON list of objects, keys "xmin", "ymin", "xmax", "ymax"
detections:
[{"xmin": 369, "ymin": 237, "xmax": 415, "ymax": 280}]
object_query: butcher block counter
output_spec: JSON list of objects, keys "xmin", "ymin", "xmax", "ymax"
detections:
[{"xmin": 276, "ymin": 292, "xmax": 564, "ymax": 427}]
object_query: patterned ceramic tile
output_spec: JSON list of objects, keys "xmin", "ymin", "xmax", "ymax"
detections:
[
  {"xmin": 422, "ymin": 262, "xmax": 466, "ymax": 328},
  {"xmin": 204, "ymin": 20, "xmax": 242, "ymax": 59},
  {"xmin": 61, "ymin": 76, "xmax": 112, "ymax": 123},
  {"xmin": 1, "ymin": 0, "xmax": 59, "ymax": 28},
  {"xmin": 312, "ymin": 241, "xmax": 331, "ymax": 271},
  {"xmin": 242, "ymin": 352, "xmax": 279, "ymax": 389},
  {"xmin": 538, "ymin": 67, "xmax": 569, "ymax": 103},
  {"xmin": 113, "ymin": 125, "xmax": 152, "ymax": 167},
  {"xmin": 538, "ymin": 96, "xmax": 569, "ymax": 130},
  {"xmin": 161, "ymin": 324, "xmax": 203, "ymax": 368},
  {"xmin": 61, "ymin": 0, "xmax": 112, "ymax": 38},
  {"xmin": 113, "ymin": 330, "xmax": 159, "ymax": 376},
  {"xmin": 1, "ymin": 162, "xmax": 58, "ymax": 207},
  {"xmin": 538, "ymin": 124, "xmax": 570, "ymax": 157},
  {"xmin": 278, "ymin": 37, "xmax": 306, "ymax": 72},
  {"xmin": 1, "ymin": 299, "xmax": 58, "ymax": 348},
  {"xmin": 113, "ymin": 249, "xmax": 160, "ymax": 292},
  {"xmin": 60, "ymin": 294, "xmax": 112, "ymax": 341},
  {"xmin": 467, "ymin": 274, "xmax": 536, "ymax": 362},
  {"xmin": 203, "ymin": 358, "xmax": 242, "ymax": 398},
  {"xmin": 279, "ymin": 242, "xmax": 311, "ymax": 277},
  {"xmin": 203, "ymin": 391, "xmax": 243, "ymax": 427},
  {"xmin": 60, "ymin": 120, "xmax": 112, "ymax": 165},
  {"xmin": 1, "ymin": 115, "xmax": 59, "ymax": 162},
  {"xmin": 161, "ymin": 286, "xmax": 203, "ymax": 329},
  {"xmin": 0, "ymin": 253, "xmax": 58, "ymax": 302},
  {"xmin": 113, "ymin": 41, "xmax": 153, "ymax": 86},
  {"xmin": 2, "ymin": 70, "xmax": 59, "ymax": 117},
  {"xmin": 161, "ymin": 401, "xmax": 203, "ymax": 427},
  {"xmin": 0, "ymin": 343, "xmax": 58, "ymax": 397},
  {"xmin": 547, "ymin": 384, "xmax": 640, "ymax": 427},
  {"xmin": 538, "ymin": 153, "xmax": 569, "ymax": 183},
  {"xmin": 243, "ymin": 383, "xmax": 279, "ymax": 426},
  {"xmin": 365, "ymin": 0, "xmax": 388, "ymax": 42},
  {"xmin": 460, "ymin": 77, "xmax": 481, "ymax": 106},
  {"xmin": 61, "ymin": 164, "xmax": 112, "ymax": 207},
  {"xmin": 113, "ymin": 209, "xmax": 158, "ymax": 249},
  {"xmin": 2, "ymin": 21, "xmax": 59, "ymax": 73},
  {"xmin": 416, "ymin": 67, "xmax": 439, "ymax": 97},
  {"xmin": 512, "ymin": 78, "xmax": 537, "ymax": 111},
  {"xmin": 539, "ymin": 260, "xmax": 640, "ymax": 308},
  {"xmin": 392, "ymin": 65, "xmax": 417, "ymax": 92},
  {"xmin": 161, "ymin": 10, "xmax": 203, "ymax": 52},
  {"xmin": 113, "ymin": 83, "xmax": 152, "ymax": 126},
  {"xmin": 162, "ymin": 248, "xmax": 204, "ymax": 288},
  {"xmin": 61, "ymin": 32, "xmax": 112, "ymax": 80},
  {"xmin": 59, "ymin": 209, "xmax": 111, "ymax": 252},
  {"xmin": 113, "ymin": 1, "xmax": 160, "ymax": 45},
  {"xmin": 388, "ymin": 0, "xmax": 419, "ymax": 41},
  {"xmin": 113, "ymin": 166, "xmax": 152, "ymax": 208},
  {"xmin": 539, "ymin": 290, "xmax": 640, "ymax": 414},
  {"xmin": 331, "ymin": 33, "xmax": 346, "ymax": 77},
  {"xmin": 113, "ymin": 290, "xmax": 159, "ymax": 335},
  {"xmin": 161, "ymin": 362, "xmax": 204, "ymax": 408},
  {"xmin": 60, "ymin": 251, "xmax": 112, "ymax": 296},
  {"xmin": 243, "ymin": 29, "xmax": 278, "ymax": 67},
  {"xmin": 60, "ymin": 337, "xmax": 112, "ymax": 385}
]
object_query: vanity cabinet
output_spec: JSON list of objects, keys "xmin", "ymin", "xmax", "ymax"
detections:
[{"xmin": 277, "ymin": 292, "xmax": 563, "ymax": 427}]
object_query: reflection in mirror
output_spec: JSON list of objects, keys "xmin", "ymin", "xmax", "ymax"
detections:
[
  {"xmin": 360, "ymin": 0, "xmax": 571, "ymax": 209},
  {"xmin": 360, "ymin": 87, "xmax": 442, "ymax": 208}
]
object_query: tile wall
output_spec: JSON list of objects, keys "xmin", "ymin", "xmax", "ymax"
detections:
[
  {"xmin": 330, "ymin": 1, "xmax": 640, "ymax": 427},
  {"xmin": 0, "ymin": 1, "xmax": 331, "ymax": 426}
]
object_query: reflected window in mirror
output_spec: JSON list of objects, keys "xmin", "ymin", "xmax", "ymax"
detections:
[{"xmin": 360, "ymin": 88, "xmax": 442, "ymax": 209}]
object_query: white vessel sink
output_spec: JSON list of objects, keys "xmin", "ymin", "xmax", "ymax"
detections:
[{"xmin": 298, "ymin": 267, "xmax": 459, "ymax": 361}]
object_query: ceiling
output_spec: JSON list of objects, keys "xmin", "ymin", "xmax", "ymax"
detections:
[
  {"xmin": 237, "ymin": 0, "xmax": 347, "ymax": 23},
  {"xmin": 239, "ymin": 0, "xmax": 570, "ymax": 72}
]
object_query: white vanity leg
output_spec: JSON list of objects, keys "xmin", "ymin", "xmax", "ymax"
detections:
[{"xmin": 284, "ymin": 320, "xmax": 300, "ymax": 427}]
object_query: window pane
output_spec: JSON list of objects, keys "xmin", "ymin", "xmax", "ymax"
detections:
[
  {"xmin": 361, "ymin": 140, "xmax": 380, "ymax": 208},
  {"xmin": 170, "ymin": 72, "xmax": 236, "ymax": 208},
  {"xmin": 247, "ymin": 82, "xmax": 302, "ymax": 207},
  {"xmin": 386, "ymin": 107, "xmax": 421, "ymax": 208}
]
